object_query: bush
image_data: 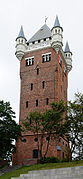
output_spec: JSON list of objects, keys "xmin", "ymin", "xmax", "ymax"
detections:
[{"xmin": 40, "ymin": 157, "xmax": 60, "ymax": 164}]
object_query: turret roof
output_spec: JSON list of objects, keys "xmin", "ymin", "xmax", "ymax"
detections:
[
  {"xmin": 16, "ymin": 26, "xmax": 26, "ymax": 40},
  {"xmin": 28, "ymin": 24, "xmax": 51, "ymax": 43},
  {"xmin": 54, "ymin": 15, "xmax": 60, "ymax": 27},
  {"xmin": 64, "ymin": 41, "xmax": 71, "ymax": 52}
]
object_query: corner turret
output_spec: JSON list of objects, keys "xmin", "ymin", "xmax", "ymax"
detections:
[
  {"xmin": 51, "ymin": 15, "xmax": 63, "ymax": 52},
  {"xmin": 15, "ymin": 26, "xmax": 27, "ymax": 61},
  {"xmin": 64, "ymin": 41, "xmax": 72, "ymax": 72}
]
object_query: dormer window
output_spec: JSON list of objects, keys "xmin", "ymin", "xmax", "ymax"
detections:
[
  {"xmin": 42, "ymin": 53, "xmax": 51, "ymax": 63},
  {"xmin": 25, "ymin": 57, "xmax": 34, "ymax": 66}
]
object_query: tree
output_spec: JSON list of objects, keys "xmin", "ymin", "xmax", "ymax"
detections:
[
  {"xmin": 66, "ymin": 92, "xmax": 83, "ymax": 160},
  {"xmin": 0, "ymin": 100, "xmax": 21, "ymax": 160},
  {"xmin": 23, "ymin": 100, "xmax": 67, "ymax": 160}
]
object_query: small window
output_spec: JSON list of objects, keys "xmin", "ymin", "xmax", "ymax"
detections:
[
  {"xmin": 22, "ymin": 138, "xmax": 27, "ymax": 142},
  {"xmin": 33, "ymin": 149, "xmax": 38, "ymax": 158},
  {"xmin": 46, "ymin": 137, "xmax": 50, "ymax": 141},
  {"xmin": 66, "ymin": 144, "xmax": 67, "ymax": 147},
  {"xmin": 42, "ymin": 81, "xmax": 45, "ymax": 88},
  {"xmin": 62, "ymin": 152, "xmax": 64, "ymax": 159},
  {"xmin": 36, "ymin": 100, "xmax": 38, "ymax": 107},
  {"xmin": 26, "ymin": 57, "xmax": 34, "ymax": 66},
  {"xmin": 42, "ymin": 53, "xmax": 51, "ymax": 63},
  {"xmin": 58, "ymin": 29, "xmax": 60, "ymax": 33},
  {"xmin": 38, "ymin": 40, "xmax": 40, "ymax": 43},
  {"xmin": 26, "ymin": 101, "xmax": 28, "ymax": 108},
  {"xmin": 34, "ymin": 138, "xmax": 38, "ymax": 142},
  {"xmin": 46, "ymin": 98, "xmax": 49, "ymax": 105},
  {"xmin": 31, "ymin": 83, "xmax": 33, "ymax": 90},
  {"xmin": 63, "ymin": 141, "xmax": 64, "ymax": 145},
  {"xmin": 55, "ymin": 29, "xmax": 57, "ymax": 33},
  {"xmin": 37, "ymin": 68, "xmax": 39, "ymax": 75}
]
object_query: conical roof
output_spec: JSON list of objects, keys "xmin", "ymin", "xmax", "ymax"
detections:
[
  {"xmin": 64, "ymin": 41, "xmax": 70, "ymax": 52},
  {"xmin": 16, "ymin": 26, "xmax": 26, "ymax": 40},
  {"xmin": 28, "ymin": 24, "xmax": 51, "ymax": 43},
  {"xmin": 54, "ymin": 15, "xmax": 60, "ymax": 27}
]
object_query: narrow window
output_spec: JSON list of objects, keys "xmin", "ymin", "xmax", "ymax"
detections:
[
  {"xmin": 33, "ymin": 149, "xmax": 38, "ymax": 158},
  {"xmin": 55, "ymin": 29, "xmax": 57, "ymax": 33},
  {"xmin": 31, "ymin": 83, "xmax": 33, "ymax": 90},
  {"xmin": 46, "ymin": 98, "xmax": 49, "ymax": 105},
  {"xmin": 26, "ymin": 101, "xmax": 28, "ymax": 108},
  {"xmin": 37, "ymin": 68, "xmax": 39, "ymax": 75},
  {"xmin": 42, "ymin": 81, "xmax": 45, "ymax": 88},
  {"xmin": 36, "ymin": 99, "xmax": 38, "ymax": 107},
  {"xmin": 62, "ymin": 152, "xmax": 64, "ymax": 159}
]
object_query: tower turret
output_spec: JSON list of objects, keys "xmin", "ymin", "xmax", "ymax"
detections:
[
  {"xmin": 64, "ymin": 41, "xmax": 72, "ymax": 72},
  {"xmin": 51, "ymin": 15, "xmax": 63, "ymax": 52},
  {"xmin": 15, "ymin": 26, "xmax": 27, "ymax": 61}
]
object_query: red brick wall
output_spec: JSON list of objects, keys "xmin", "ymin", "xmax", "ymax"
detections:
[{"xmin": 13, "ymin": 47, "xmax": 68, "ymax": 165}]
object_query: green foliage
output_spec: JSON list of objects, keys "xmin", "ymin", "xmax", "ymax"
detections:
[
  {"xmin": 66, "ymin": 92, "xmax": 83, "ymax": 160},
  {"xmin": 23, "ymin": 100, "xmax": 67, "ymax": 160},
  {"xmin": 40, "ymin": 156, "xmax": 60, "ymax": 164},
  {"xmin": 0, "ymin": 100, "xmax": 21, "ymax": 160}
]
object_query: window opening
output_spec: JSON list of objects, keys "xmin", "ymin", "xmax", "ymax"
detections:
[
  {"xmin": 37, "ymin": 68, "xmax": 39, "ymax": 75},
  {"xmin": 42, "ymin": 81, "xmax": 45, "ymax": 88},
  {"xmin": 26, "ymin": 101, "xmax": 28, "ymax": 108},
  {"xmin": 31, "ymin": 83, "xmax": 33, "ymax": 90},
  {"xmin": 36, "ymin": 100, "xmax": 38, "ymax": 107},
  {"xmin": 33, "ymin": 149, "xmax": 38, "ymax": 158},
  {"xmin": 42, "ymin": 53, "xmax": 51, "ymax": 63},
  {"xmin": 26, "ymin": 57, "xmax": 34, "ymax": 66}
]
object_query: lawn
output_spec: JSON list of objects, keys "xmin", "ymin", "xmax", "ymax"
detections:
[{"xmin": 0, "ymin": 160, "xmax": 83, "ymax": 179}]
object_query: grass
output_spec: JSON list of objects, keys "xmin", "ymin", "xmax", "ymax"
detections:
[{"xmin": 0, "ymin": 160, "xmax": 83, "ymax": 179}]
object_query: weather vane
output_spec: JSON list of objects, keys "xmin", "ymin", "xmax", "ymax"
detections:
[{"xmin": 45, "ymin": 16, "xmax": 48, "ymax": 24}]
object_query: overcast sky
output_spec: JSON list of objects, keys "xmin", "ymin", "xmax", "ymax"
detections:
[{"xmin": 0, "ymin": 0, "xmax": 83, "ymax": 123}]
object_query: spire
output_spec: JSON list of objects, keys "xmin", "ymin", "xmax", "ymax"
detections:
[
  {"xmin": 54, "ymin": 15, "xmax": 60, "ymax": 27},
  {"xmin": 16, "ymin": 26, "xmax": 26, "ymax": 40},
  {"xmin": 64, "ymin": 41, "xmax": 70, "ymax": 52}
]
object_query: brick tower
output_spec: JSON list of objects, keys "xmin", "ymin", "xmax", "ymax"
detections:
[{"xmin": 13, "ymin": 16, "xmax": 72, "ymax": 165}]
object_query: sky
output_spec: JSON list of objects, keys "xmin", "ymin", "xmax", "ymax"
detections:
[{"xmin": 0, "ymin": 0, "xmax": 83, "ymax": 123}]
